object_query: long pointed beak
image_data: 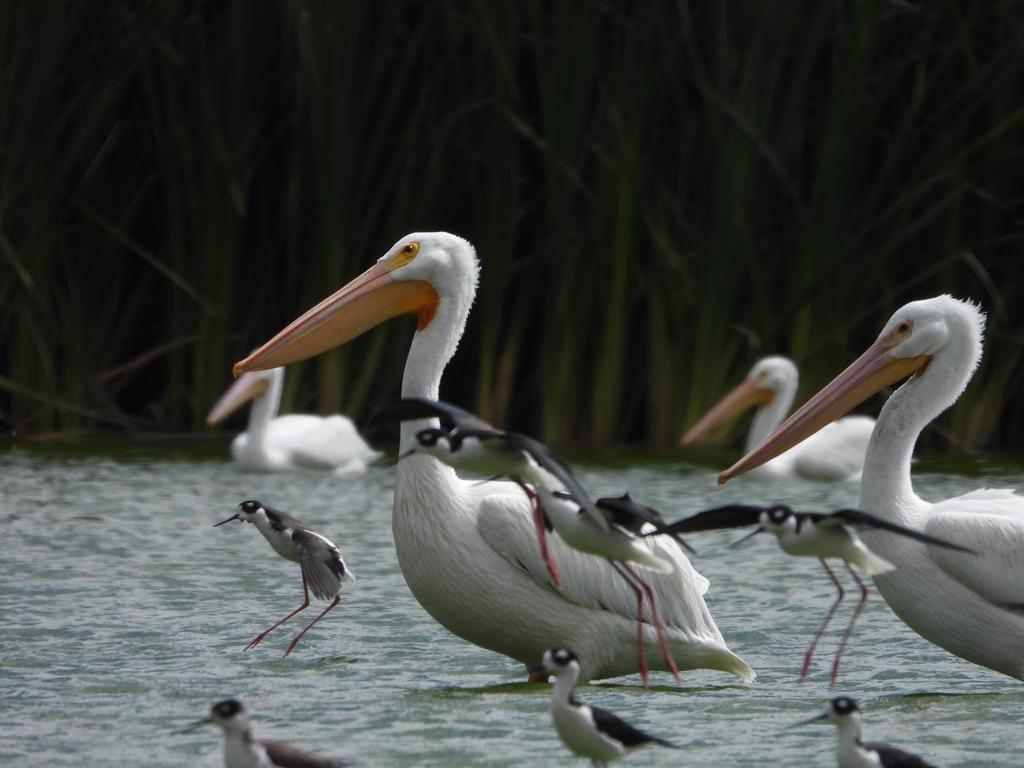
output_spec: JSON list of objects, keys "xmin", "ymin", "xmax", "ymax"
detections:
[
  {"xmin": 789, "ymin": 712, "xmax": 828, "ymax": 728},
  {"xmin": 730, "ymin": 525, "xmax": 765, "ymax": 548},
  {"xmin": 213, "ymin": 514, "xmax": 240, "ymax": 527},
  {"xmin": 206, "ymin": 373, "xmax": 269, "ymax": 426},
  {"xmin": 233, "ymin": 259, "xmax": 439, "ymax": 375},
  {"xmin": 681, "ymin": 378, "xmax": 774, "ymax": 446},
  {"xmin": 718, "ymin": 339, "xmax": 930, "ymax": 484},
  {"xmin": 176, "ymin": 717, "xmax": 212, "ymax": 734}
]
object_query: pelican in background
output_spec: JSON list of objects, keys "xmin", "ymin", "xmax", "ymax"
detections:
[
  {"xmin": 720, "ymin": 295, "xmax": 1024, "ymax": 680},
  {"xmin": 233, "ymin": 232, "xmax": 753, "ymax": 684},
  {"xmin": 207, "ymin": 366, "xmax": 380, "ymax": 474},
  {"xmin": 681, "ymin": 356, "xmax": 874, "ymax": 481}
]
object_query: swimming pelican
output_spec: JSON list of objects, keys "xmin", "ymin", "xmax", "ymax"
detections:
[
  {"xmin": 719, "ymin": 295, "xmax": 1024, "ymax": 680},
  {"xmin": 206, "ymin": 366, "xmax": 379, "ymax": 474},
  {"xmin": 681, "ymin": 356, "xmax": 874, "ymax": 481},
  {"xmin": 233, "ymin": 232, "xmax": 753, "ymax": 683}
]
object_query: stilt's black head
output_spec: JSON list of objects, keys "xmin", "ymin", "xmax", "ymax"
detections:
[
  {"xmin": 765, "ymin": 504, "xmax": 793, "ymax": 524},
  {"xmin": 415, "ymin": 427, "xmax": 447, "ymax": 448},
  {"xmin": 829, "ymin": 696, "xmax": 860, "ymax": 716},
  {"xmin": 212, "ymin": 699, "xmax": 244, "ymax": 719}
]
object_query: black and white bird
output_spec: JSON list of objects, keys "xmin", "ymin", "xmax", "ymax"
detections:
[
  {"xmin": 538, "ymin": 490, "xmax": 690, "ymax": 685},
  {"xmin": 215, "ymin": 500, "xmax": 354, "ymax": 656},
  {"xmin": 662, "ymin": 503, "xmax": 975, "ymax": 683},
  {"xmin": 794, "ymin": 696, "xmax": 937, "ymax": 767},
  {"xmin": 180, "ymin": 698, "xmax": 349, "ymax": 768},
  {"xmin": 534, "ymin": 648, "xmax": 677, "ymax": 766},
  {"xmin": 377, "ymin": 397, "xmax": 605, "ymax": 587}
]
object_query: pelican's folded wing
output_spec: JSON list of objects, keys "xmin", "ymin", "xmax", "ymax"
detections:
[
  {"xmin": 926, "ymin": 489, "xmax": 1024, "ymax": 610},
  {"xmin": 476, "ymin": 492, "xmax": 715, "ymax": 634},
  {"xmin": 791, "ymin": 415, "xmax": 874, "ymax": 481}
]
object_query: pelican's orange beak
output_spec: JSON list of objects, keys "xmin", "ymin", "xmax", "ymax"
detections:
[
  {"xmin": 233, "ymin": 259, "xmax": 439, "ymax": 375},
  {"xmin": 206, "ymin": 373, "xmax": 269, "ymax": 426},
  {"xmin": 680, "ymin": 377, "xmax": 774, "ymax": 447},
  {"xmin": 717, "ymin": 337, "xmax": 930, "ymax": 484}
]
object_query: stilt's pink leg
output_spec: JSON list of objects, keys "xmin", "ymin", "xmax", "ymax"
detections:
[
  {"xmin": 246, "ymin": 575, "xmax": 310, "ymax": 651},
  {"xmin": 801, "ymin": 559, "xmax": 845, "ymax": 678},
  {"xmin": 830, "ymin": 563, "xmax": 868, "ymax": 687},
  {"xmin": 284, "ymin": 595, "xmax": 341, "ymax": 657},
  {"xmin": 621, "ymin": 562, "xmax": 680, "ymax": 684},
  {"xmin": 513, "ymin": 478, "xmax": 561, "ymax": 588},
  {"xmin": 610, "ymin": 560, "xmax": 649, "ymax": 688}
]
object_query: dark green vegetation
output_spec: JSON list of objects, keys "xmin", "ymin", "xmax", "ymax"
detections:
[{"xmin": 1, "ymin": 1, "xmax": 1022, "ymax": 449}]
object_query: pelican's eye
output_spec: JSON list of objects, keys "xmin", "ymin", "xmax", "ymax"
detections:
[
  {"xmin": 891, "ymin": 319, "xmax": 913, "ymax": 342},
  {"xmin": 387, "ymin": 241, "xmax": 420, "ymax": 270}
]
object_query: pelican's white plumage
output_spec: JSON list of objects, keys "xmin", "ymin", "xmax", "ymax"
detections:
[
  {"xmin": 235, "ymin": 232, "xmax": 752, "ymax": 683},
  {"xmin": 207, "ymin": 366, "xmax": 379, "ymax": 475},
  {"xmin": 683, "ymin": 356, "xmax": 874, "ymax": 481},
  {"xmin": 721, "ymin": 296, "xmax": 1024, "ymax": 679}
]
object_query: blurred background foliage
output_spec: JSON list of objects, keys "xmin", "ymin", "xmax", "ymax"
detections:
[{"xmin": 1, "ymin": 0, "xmax": 1022, "ymax": 450}]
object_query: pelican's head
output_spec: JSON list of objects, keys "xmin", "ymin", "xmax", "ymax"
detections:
[
  {"xmin": 178, "ymin": 698, "xmax": 251, "ymax": 735},
  {"xmin": 213, "ymin": 499, "xmax": 265, "ymax": 527},
  {"xmin": 233, "ymin": 232, "xmax": 479, "ymax": 375},
  {"xmin": 538, "ymin": 647, "xmax": 581, "ymax": 678},
  {"xmin": 680, "ymin": 356, "xmax": 795, "ymax": 446},
  {"xmin": 206, "ymin": 368, "xmax": 281, "ymax": 426},
  {"xmin": 718, "ymin": 295, "xmax": 984, "ymax": 484}
]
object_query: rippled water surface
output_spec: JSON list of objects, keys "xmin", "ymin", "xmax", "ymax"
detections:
[{"xmin": 2, "ymin": 443, "xmax": 1023, "ymax": 766}]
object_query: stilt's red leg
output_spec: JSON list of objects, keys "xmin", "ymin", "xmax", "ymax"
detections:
[
  {"xmin": 801, "ymin": 559, "xmax": 845, "ymax": 679},
  {"xmin": 621, "ymin": 562, "xmax": 680, "ymax": 684},
  {"xmin": 246, "ymin": 575, "xmax": 310, "ymax": 651},
  {"xmin": 284, "ymin": 595, "xmax": 341, "ymax": 657},
  {"xmin": 513, "ymin": 478, "xmax": 561, "ymax": 588},
  {"xmin": 610, "ymin": 561, "xmax": 649, "ymax": 689},
  {"xmin": 830, "ymin": 563, "xmax": 869, "ymax": 687}
]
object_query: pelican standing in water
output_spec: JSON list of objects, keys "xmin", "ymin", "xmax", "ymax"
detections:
[
  {"xmin": 720, "ymin": 296, "xmax": 1024, "ymax": 680},
  {"xmin": 233, "ymin": 232, "xmax": 753, "ymax": 683},
  {"xmin": 207, "ymin": 366, "xmax": 380, "ymax": 474},
  {"xmin": 681, "ymin": 356, "xmax": 874, "ymax": 481}
]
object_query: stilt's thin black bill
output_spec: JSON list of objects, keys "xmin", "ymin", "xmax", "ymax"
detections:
[
  {"xmin": 176, "ymin": 717, "xmax": 212, "ymax": 734},
  {"xmin": 214, "ymin": 514, "xmax": 240, "ymax": 527},
  {"xmin": 730, "ymin": 525, "xmax": 765, "ymax": 548}
]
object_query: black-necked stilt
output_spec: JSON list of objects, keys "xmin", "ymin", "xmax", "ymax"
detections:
[
  {"xmin": 534, "ymin": 648, "xmax": 677, "ymax": 766},
  {"xmin": 538, "ymin": 489, "xmax": 690, "ymax": 686},
  {"xmin": 378, "ymin": 397, "xmax": 604, "ymax": 587},
  {"xmin": 215, "ymin": 500, "xmax": 354, "ymax": 656},
  {"xmin": 180, "ymin": 699, "xmax": 349, "ymax": 767},
  {"xmin": 794, "ymin": 696, "xmax": 937, "ymax": 768},
  {"xmin": 662, "ymin": 503, "xmax": 975, "ymax": 684}
]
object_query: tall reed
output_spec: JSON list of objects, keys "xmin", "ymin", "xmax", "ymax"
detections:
[{"xmin": 1, "ymin": 1, "xmax": 1021, "ymax": 451}]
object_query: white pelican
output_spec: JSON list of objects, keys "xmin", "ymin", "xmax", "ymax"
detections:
[
  {"xmin": 719, "ymin": 295, "xmax": 1024, "ymax": 680},
  {"xmin": 233, "ymin": 232, "xmax": 753, "ymax": 683},
  {"xmin": 206, "ymin": 366, "xmax": 379, "ymax": 474},
  {"xmin": 681, "ymin": 356, "xmax": 875, "ymax": 481}
]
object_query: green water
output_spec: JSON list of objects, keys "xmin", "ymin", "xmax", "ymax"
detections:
[{"xmin": 2, "ymin": 442, "xmax": 1022, "ymax": 766}]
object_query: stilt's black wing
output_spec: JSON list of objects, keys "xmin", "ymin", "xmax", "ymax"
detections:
[
  {"xmin": 827, "ymin": 509, "xmax": 978, "ymax": 554},
  {"xmin": 507, "ymin": 432, "xmax": 607, "ymax": 532},
  {"xmin": 589, "ymin": 705, "xmax": 676, "ymax": 749},
  {"xmin": 263, "ymin": 740, "xmax": 350, "ymax": 768},
  {"xmin": 374, "ymin": 398, "xmax": 498, "ymax": 435},
  {"xmin": 596, "ymin": 494, "xmax": 696, "ymax": 553},
  {"xmin": 660, "ymin": 504, "xmax": 766, "ymax": 534},
  {"xmin": 862, "ymin": 742, "xmax": 937, "ymax": 768}
]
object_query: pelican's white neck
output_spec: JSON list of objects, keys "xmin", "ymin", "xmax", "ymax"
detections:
[
  {"xmin": 860, "ymin": 301, "xmax": 984, "ymax": 516},
  {"xmin": 246, "ymin": 368, "xmax": 283, "ymax": 436},
  {"xmin": 746, "ymin": 371, "xmax": 798, "ymax": 452},
  {"xmin": 398, "ymin": 243, "xmax": 479, "ymax": 452}
]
